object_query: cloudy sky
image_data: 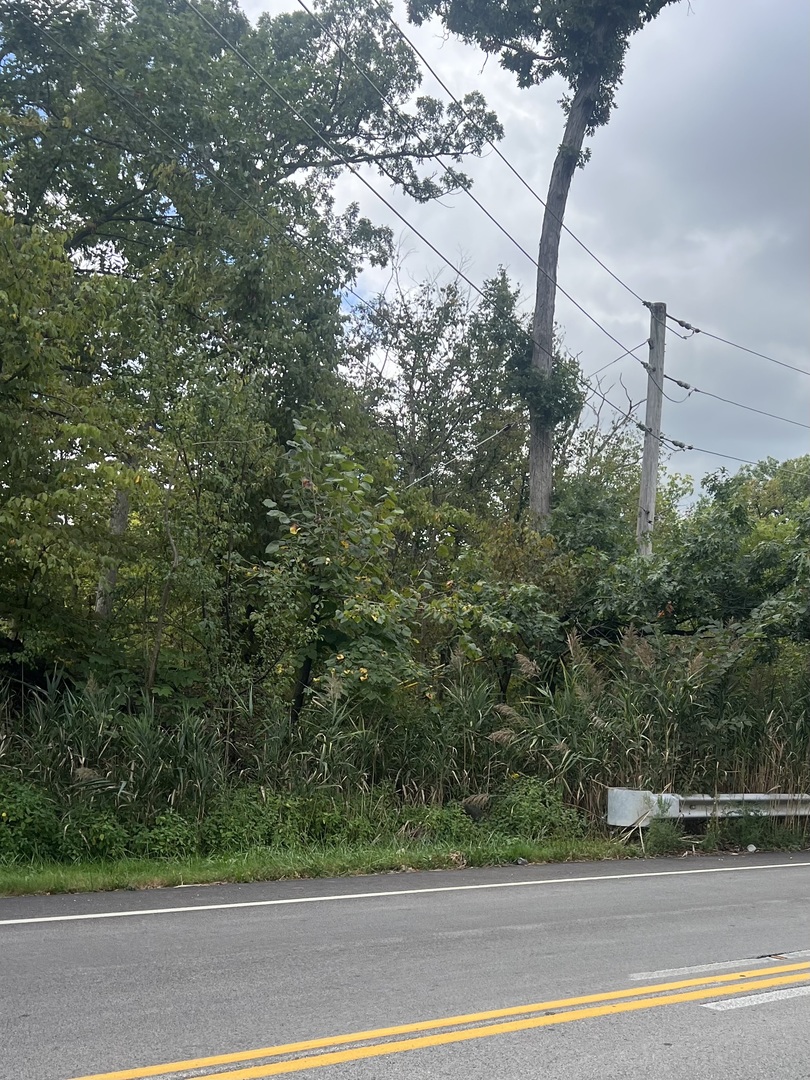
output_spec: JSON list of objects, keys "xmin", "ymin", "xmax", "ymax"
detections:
[{"xmin": 245, "ymin": 0, "xmax": 809, "ymax": 484}]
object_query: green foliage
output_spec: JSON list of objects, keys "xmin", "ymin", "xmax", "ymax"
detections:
[
  {"xmin": 399, "ymin": 803, "xmax": 480, "ymax": 844},
  {"xmin": 1, "ymin": 0, "xmax": 807, "ymax": 876},
  {"xmin": 59, "ymin": 805, "xmax": 130, "ymax": 863},
  {"xmin": 705, "ymin": 812, "xmax": 809, "ymax": 854},
  {"xmin": 132, "ymin": 811, "xmax": 199, "ymax": 861},
  {"xmin": 0, "ymin": 776, "xmax": 61, "ymax": 861},
  {"xmin": 199, "ymin": 788, "xmax": 381, "ymax": 852},
  {"xmin": 406, "ymin": 0, "xmax": 675, "ymax": 124},
  {"xmin": 489, "ymin": 776, "xmax": 585, "ymax": 840},
  {"xmin": 199, "ymin": 790, "xmax": 282, "ymax": 853},
  {"xmin": 644, "ymin": 817, "xmax": 684, "ymax": 856},
  {"xmin": 2, "ymin": 681, "xmax": 226, "ymax": 821},
  {"xmin": 508, "ymin": 349, "xmax": 585, "ymax": 431}
]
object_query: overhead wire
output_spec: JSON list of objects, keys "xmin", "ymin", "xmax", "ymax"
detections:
[
  {"xmin": 403, "ymin": 423, "xmax": 514, "ymax": 490},
  {"xmin": 185, "ymin": 0, "xmax": 571, "ymax": 361},
  {"xmin": 663, "ymin": 374, "xmax": 810, "ymax": 431},
  {"xmin": 586, "ymin": 340, "xmax": 649, "ymax": 379},
  {"xmin": 182, "ymin": 0, "xmax": 657, "ymax": 428},
  {"xmin": 666, "ymin": 313, "xmax": 810, "ymax": 378},
  {"xmin": 364, "ymin": 0, "xmax": 649, "ymax": 309},
  {"xmin": 25, "ymin": 7, "xmax": 762, "ymax": 471},
  {"xmin": 660, "ymin": 436, "xmax": 758, "ymax": 467},
  {"xmin": 23, "ymin": 7, "xmax": 629, "ymax": 427},
  {"xmin": 285, "ymin": 3, "xmax": 802, "ymax": 467},
  {"xmin": 289, "ymin": 0, "xmax": 661, "ymax": 362}
]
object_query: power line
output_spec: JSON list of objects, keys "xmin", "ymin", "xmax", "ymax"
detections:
[
  {"xmin": 666, "ymin": 313, "xmax": 810, "ymax": 378},
  {"xmin": 660, "ymin": 434, "xmax": 758, "ymax": 467},
  {"xmin": 587, "ymin": 340, "xmax": 649, "ymax": 378},
  {"xmin": 21, "ymin": 13, "xmax": 392, "ymax": 333},
  {"xmin": 172, "ymin": 3, "xmax": 773, "ymax": 471},
  {"xmin": 365, "ymin": 0, "xmax": 648, "ymax": 309},
  {"xmin": 183, "ymin": 0, "xmax": 657, "ymax": 433},
  {"xmin": 290, "ymin": 0, "xmax": 659, "ymax": 364},
  {"xmin": 663, "ymin": 375, "xmax": 810, "ymax": 431},
  {"xmin": 20, "ymin": 8, "xmax": 640, "ymax": 431},
  {"xmin": 184, "ymin": 0, "xmax": 651, "ymax": 379},
  {"xmin": 632, "ymin": 423, "xmax": 758, "ymax": 467},
  {"xmin": 185, "ymin": 0, "xmax": 560, "ymax": 346},
  {"xmin": 27, "ymin": 8, "xmax": 754, "ymax": 472},
  {"xmin": 636, "ymin": 358, "xmax": 695, "ymax": 405},
  {"xmin": 403, "ymin": 424, "xmax": 514, "ymax": 490}
]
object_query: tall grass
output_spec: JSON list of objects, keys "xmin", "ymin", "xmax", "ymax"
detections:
[
  {"xmin": 1, "ymin": 678, "xmax": 225, "ymax": 821},
  {"xmin": 2, "ymin": 631, "xmax": 808, "ymax": 827},
  {"xmin": 505, "ymin": 632, "xmax": 810, "ymax": 818}
]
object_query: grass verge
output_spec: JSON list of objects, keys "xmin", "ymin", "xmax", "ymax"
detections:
[{"xmin": 0, "ymin": 837, "xmax": 632, "ymax": 897}]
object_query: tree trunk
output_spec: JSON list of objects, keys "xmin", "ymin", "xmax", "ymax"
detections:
[
  {"xmin": 529, "ymin": 73, "xmax": 599, "ymax": 527},
  {"xmin": 94, "ymin": 488, "xmax": 130, "ymax": 620},
  {"xmin": 145, "ymin": 509, "xmax": 180, "ymax": 694},
  {"xmin": 290, "ymin": 653, "xmax": 314, "ymax": 728}
]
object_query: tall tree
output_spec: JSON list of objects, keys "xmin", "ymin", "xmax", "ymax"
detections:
[
  {"xmin": 349, "ymin": 269, "xmax": 531, "ymax": 516},
  {"xmin": 407, "ymin": 0, "xmax": 677, "ymax": 526},
  {"xmin": 0, "ymin": 0, "xmax": 504, "ymax": 681}
]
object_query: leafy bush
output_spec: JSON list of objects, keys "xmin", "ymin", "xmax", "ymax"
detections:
[
  {"xmin": 133, "ymin": 811, "xmax": 199, "ymax": 860},
  {"xmin": 0, "ymin": 776, "xmax": 61, "ymax": 861},
  {"xmin": 200, "ymin": 789, "xmax": 282, "ymax": 853},
  {"xmin": 59, "ymin": 805, "xmax": 130, "ymax": 862},
  {"xmin": 200, "ymin": 788, "xmax": 386, "ymax": 852},
  {"xmin": 398, "ymin": 804, "xmax": 480, "ymax": 844},
  {"xmin": 489, "ymin": 776, "xmax": 584, "ymax": 840}
]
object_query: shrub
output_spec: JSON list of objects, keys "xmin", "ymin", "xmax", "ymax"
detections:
[
  {"xmin": 398, "ymin": 804, "xmax": 480, "ymax": 845},
  {"xmin": 133, "ymin": 811, "xmax": 199, "ymax": 859},
  {"xmin": 0, "ymin": 775, "xmax": 61, "ymax": 861},
  {"xmin": 489, "ymin": 776, "xmax": 584, "ymax": 841},
  {"xmin": 199, "ymin": 789, "xmax": 283, "ymax": 853},
  {"xmin": 59, "ymin": 805, "xmax": 130, "ymax": 862},
  {"xmin": 284, "ymin": 792, "xmax": 383, "ymax": 845}
]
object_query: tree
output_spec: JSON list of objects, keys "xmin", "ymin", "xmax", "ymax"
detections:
[
  {"xmin": 0, "ymin": 0, "xmax": 506, "ymax": 685},
  {"xmin": 1, "ymin": 0, "xmax": 500, "ymax": 260},
  {"xmin": 407, "ymin": 0, "xmax": 677, "ymax": 526},
  {"xmin": 349, "ymin": 268, "xmax": 531, "ymax": 516}
]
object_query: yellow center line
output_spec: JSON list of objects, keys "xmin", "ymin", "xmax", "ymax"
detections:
[
  {"xmin": 70, "ymin": 960, "xmax": 810, "ymax": 1080},
  {"xmin": 169, "ymin": 970, "xmax": 810, "ymax": 1080}
]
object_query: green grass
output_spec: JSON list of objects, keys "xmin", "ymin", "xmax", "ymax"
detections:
[{"xmin": 0, "ymin": 836, "xmax": 632, "ymax": 897}]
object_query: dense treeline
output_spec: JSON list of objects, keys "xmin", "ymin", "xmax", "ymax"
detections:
[{"xmin": 1, "ymin": 0, "xmax": 808, "ymax": 864}]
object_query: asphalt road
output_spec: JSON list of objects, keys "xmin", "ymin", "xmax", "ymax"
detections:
[{"xmin": 2, "ymin": 852, "xmax": 810, "ymax": 1080}]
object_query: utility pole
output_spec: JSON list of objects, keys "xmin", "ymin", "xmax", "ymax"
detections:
[{"xmin": 636, "ymin": 301, "xmax": 667, "ymax": 557}]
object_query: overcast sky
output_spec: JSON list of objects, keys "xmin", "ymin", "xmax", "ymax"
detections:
[{"xmin": 245, "ymin": 0, "xmax": 809, "ymax": 485}]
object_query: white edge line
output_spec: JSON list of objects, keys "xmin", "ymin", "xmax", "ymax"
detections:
[
  {"xmin": 702, "ymin": 984, "xmax": 810, "ymax": 1011},
  {"xmin": 631, "ymin": 949, "xmax": 810, "ymax": 980},
  {"xmin": 1, "ymin": 861, "xmax": 808, "ymax": 927}
]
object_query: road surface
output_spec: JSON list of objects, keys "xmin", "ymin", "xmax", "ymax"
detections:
[{"xmin": 2, "ymin": 851, "xmax": 810, "ymax": 1079}]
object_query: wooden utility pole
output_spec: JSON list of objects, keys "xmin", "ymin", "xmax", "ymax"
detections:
[{"xmin": 636, "ymin": 302, "xmax": 667, "ymax": 557}]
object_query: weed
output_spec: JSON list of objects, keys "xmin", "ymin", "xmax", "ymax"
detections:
[
  {"xmin": 59, "ymin": 805, "xmax": 130, "ymax": 862},
  {"xmin": 644, "ymin": 817, "xmax": 685, "ymax": 856},
  {"xmin": 705, "ymin": 811, "xmax": 809, "ymax": 853}
]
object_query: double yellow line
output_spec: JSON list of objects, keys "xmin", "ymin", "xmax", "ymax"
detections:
[{"xmin": 74, "ymin": 960, "xmax": 810, "ymax": 1080}]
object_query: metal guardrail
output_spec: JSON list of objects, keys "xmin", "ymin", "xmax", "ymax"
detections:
[{"xmin": 607, "ymin": 787, "xmax": 810, "ymax": 828}]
